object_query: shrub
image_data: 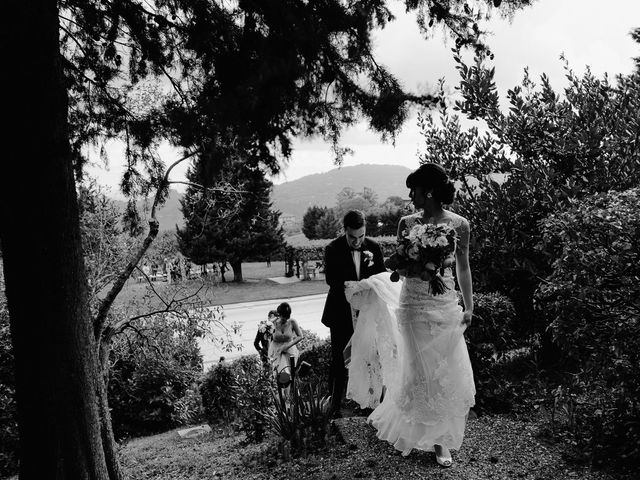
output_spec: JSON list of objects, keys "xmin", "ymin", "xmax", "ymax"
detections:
[
  {"xmin": 0, "ymin": 296, "xmax": 18, "ymax": 478},
  {"xmin": 420, "ymin": 54, "xmax": 640, "ymax": 349},
  {"xmin": 201, "ymin": 354, "xmax": 276, "ymax": 443},
  {"xmin": 465, "ymin": 292, "xmax": 520, "ymax": 352},
  {"xmin": 108, "ymin": 315, "xmax": 204, "ymax": 439},
  {"xmin": 298, "ymin": 339, "xmax": 332, "ymax": 390},
  {"xmin": 296, "ymin": 327, "xmax": 323, "ymax": 353},
  {"xmin": 200, "ymin": 341, "xmax": 334, "ymax": 446},
  {"xmin": 465, "ymin": 292, "xmax": 537, "ymax": 414},
  {"xmin": 201, "ymin": 361, "xmax": 235, "ymax": 425},
  {"xmin": 536, "ymin": 187, "xmax": 640, "ymax": 470},
  {"xmin": 262, "ymin": 375, "xmax": 333, "ymax": 459},
  {"xmin": 231, "ymin": 355, "xmax": 273, "ymax": 443}
]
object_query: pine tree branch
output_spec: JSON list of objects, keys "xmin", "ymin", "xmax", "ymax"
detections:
[
  {"xmin": 158, "ymin": 64, "xmax": 190, "ymax": 107},
  {"xmin": 62, "ymin": 56, "xmax": 138, "ymax": 121}
]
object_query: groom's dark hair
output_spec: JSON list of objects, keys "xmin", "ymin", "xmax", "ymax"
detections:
[{"xmin": 343, "ymin": 210, "xmax": 366, "ymax": 229}]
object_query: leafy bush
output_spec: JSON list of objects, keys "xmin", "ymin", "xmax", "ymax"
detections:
[
  {"xmin": 284, "ymin": 237, "xmax": 398, "ymax": 270},
  {"xmin": 0, "ymin": 295, "xmax": 18, "ymax": 478},
  {"xmin": 297, "ymin": 339, "xmax": 332, "ymax": 390},
  {"xmin": 296, "ymin": 327, "xmax": 323, "ymax": 353},
  {"xmin": 108, "ymin": 314, "xmax": 204, "ymax": 439},
  {"xmin": 465, "ymin": 292, "xmax": 537, "ymax": 414},
  {"xmin": 536, "ymin": 187, "xmax": 640, "ymax": 469},
  {"xmin": 231, "ymin": 355, "xmax": 273, "ymax": 443},
  {"xmin": 466, "ymin": 292, "xmax": 520, "ymax": 352},
  {"xmin": 201, "ymin": 361, "xmax": 236, "ymax": 425},
  {"xmin": 420, "ymin": 51, "xmax": 640, "ymax": 347},
  {"xmin": 201, "ymin": 354, "xmax": 275, "ymax": 443},
  {"xmin": 200, "ymin": 340, "xmax": 334, "ymax": 446}
]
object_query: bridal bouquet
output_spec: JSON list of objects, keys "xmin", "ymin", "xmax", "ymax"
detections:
[
  {"xmin": 258, "ymin": 319, "xmax": 274, "ymax": 339},
  {"xmin": 385, "ymin": 222, "xmax": 457, "ymax": 294}
]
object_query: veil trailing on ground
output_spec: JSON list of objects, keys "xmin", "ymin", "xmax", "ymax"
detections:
[{"xmin": 343, "ymin": 272, "xmax": 402, "ymax": 409}]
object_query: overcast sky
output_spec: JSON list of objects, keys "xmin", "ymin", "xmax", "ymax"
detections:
[{"xmin": 86, "ymin": 0, "xmax": 640, "ymax": 196}]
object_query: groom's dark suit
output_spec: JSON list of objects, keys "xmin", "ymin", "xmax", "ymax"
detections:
[{"xmin": 321, "ymin": 235, "xmax": 386, "ymax": 413}]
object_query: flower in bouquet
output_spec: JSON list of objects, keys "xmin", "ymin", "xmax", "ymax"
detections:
[
  {"xmin": 258, "ymin": 319, "xmax": 274, "ymax": 339},
  {"xmin": 385, "ymin": 222, "xmax": 457, "ymax": 294}
]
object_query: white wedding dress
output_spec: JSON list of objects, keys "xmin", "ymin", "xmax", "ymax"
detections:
[{"xmin": 345, "ymin": 234, "xmax": 475, "ymax": 455}]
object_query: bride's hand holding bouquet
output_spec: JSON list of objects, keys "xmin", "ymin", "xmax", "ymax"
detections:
[{"xmin": 385, "ymin": 222, "xmax": 457, "ymax": 295}]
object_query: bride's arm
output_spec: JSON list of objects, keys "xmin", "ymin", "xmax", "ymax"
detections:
[
  {"xmin": 388, "ymin": 217, "xmax": 410, "ymax": 277},
  {"xmin": 280, "ymin": 319, "xmax": 303, "ymax": 352},
  {"xmin": 455, "ymin": 218, "xmax": 474, "ymax": 325}
]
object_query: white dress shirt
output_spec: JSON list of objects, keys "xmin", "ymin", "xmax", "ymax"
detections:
[{"xmin": 351, "ymin": 250, "xmax": 361, "ymax": 280}]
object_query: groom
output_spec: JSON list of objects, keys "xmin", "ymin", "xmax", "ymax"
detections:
[{"xmin": 321, "ymin": 210, "xmax": 386, "ymax": 416}]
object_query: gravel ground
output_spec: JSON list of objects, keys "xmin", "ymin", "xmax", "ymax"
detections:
[{"xmin": 119, "ymin": 413, "xmax": 631, "ymax": 480}]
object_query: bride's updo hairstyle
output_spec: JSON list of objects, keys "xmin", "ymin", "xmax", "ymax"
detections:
[{"xmin": 406, "ymin": 163, "xmax": 456, "ymax": 205}]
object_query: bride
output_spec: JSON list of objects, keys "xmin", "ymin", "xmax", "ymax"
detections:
[{"xmin": 344, "ymin": 163, "xmax": 475, "ymax": 468}]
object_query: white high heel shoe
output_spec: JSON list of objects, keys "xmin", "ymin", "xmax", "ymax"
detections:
[{"xmin": 435, "ymin": 445, "xmax": 453, "ymax": 468}]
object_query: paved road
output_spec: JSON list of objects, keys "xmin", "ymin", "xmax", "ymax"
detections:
[{"xmin": 198, "ymin": 293, "xmax": 329, "ymax": 371}]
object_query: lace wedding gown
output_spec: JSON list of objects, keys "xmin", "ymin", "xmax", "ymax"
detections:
[{"xmin": 345, "ymin": 213, "xmax": 476, "ymax": 455}]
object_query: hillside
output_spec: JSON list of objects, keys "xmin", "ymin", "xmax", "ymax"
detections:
[
  {"xmin": 107, "ymin": 165, "xmax": 416, "ymax": 229},
  {"xmin": 272, "ymin": 164, "xmax": 413, "ymax": 220}
]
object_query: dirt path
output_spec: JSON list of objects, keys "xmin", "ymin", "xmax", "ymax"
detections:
[{"xmin": 119, "ymin": 414, "xmax": 627, "ymax": 480}]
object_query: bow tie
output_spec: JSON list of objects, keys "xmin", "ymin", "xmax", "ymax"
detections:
[{"xmin": 350, "ymin": 247, "xmax": 362, "ymax": 252}]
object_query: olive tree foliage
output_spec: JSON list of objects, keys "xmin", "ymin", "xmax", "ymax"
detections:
[
  {"xmin": 77, "ymin": 182, "xmax": 225, "ymax": 440},
  {"xmin": 418, "ymin": 43, "xmax": 640, "ymax": 330},
  {"xmin": 78, "ymin": 180, "xmax": 138, "ymax": 302}
]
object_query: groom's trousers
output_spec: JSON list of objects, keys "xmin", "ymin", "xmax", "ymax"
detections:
[{"xmin": 328, "ymin": 323, "xmax": 352, "ymax": 413}]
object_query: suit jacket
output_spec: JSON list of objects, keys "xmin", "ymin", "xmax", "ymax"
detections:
[{"xmin": 320, "ymin": 235, "xmax": 386, "ymax": 330}]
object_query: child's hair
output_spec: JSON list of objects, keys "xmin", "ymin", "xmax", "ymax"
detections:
[{"xmin": 268, "ymin": 309, "xmax": 278, "ymax": 318}]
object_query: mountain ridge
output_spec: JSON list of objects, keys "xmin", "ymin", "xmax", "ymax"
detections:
[
  {"xmin": 272, "ymin": 164, "xmax": 413, "ymax": 220},
  {"xmin": 108, "ymin": 164, "xmax": 415, "ymax": 229}
]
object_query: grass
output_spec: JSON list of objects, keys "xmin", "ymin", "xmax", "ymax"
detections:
[{"xmin": 114, "ymin": 261, "xmax": 328, "ymax": 308}]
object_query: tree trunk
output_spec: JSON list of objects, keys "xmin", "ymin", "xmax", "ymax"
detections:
[
  {"xmin": 98, "ymin": 337, "xmax": 124, "ymax": 480},
  {"xmin": 0, "ymin": 1, "xmax": 109, "ymax": 478},
  {"xmin": 231, "ymin": 260, "xmax": 243, "ymax": 282}
]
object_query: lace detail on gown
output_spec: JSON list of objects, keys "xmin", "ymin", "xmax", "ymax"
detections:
[
  {"xmin": 363, "ymin": 270, "xmax": 476, "ymax": 455},
  {"xmin": 344, "ymin": 274, "xmax": 402, "ymax": 409}
]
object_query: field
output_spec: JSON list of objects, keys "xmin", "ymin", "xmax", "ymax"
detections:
[{"xmin": 115, "ymin": 261, "xmax": 329, "ymax": 308}]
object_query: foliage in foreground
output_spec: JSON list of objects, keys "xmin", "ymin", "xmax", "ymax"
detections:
[
  {"xmin": 201, "ymin": 336, "xmax": 334, "ymax": 451},
  {"xmin": 421, "ymin": 45, "xmax": 640, "ymax": 337},
  {"xmin": 536, "ymin": 187, "xmax": 640, "ymax": 469},
  {"xmin": 464, "ymin": 292, "xmax": 539, "ymax": 415},
  {"xmin": 262, "ymin": 380, "xmax": 333, "ymax": 459},
  {"xmin": 201, "ymin": 355, "xmax": 273, "ymax": 443},
  {"xmin": 108, "ymin": 313, "xmax": 205, "ymax": 439}
]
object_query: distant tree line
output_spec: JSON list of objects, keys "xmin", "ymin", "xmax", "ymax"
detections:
[{"xmin": 302, "ymin": 187, "xmax": 410, "ymax": 239}]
